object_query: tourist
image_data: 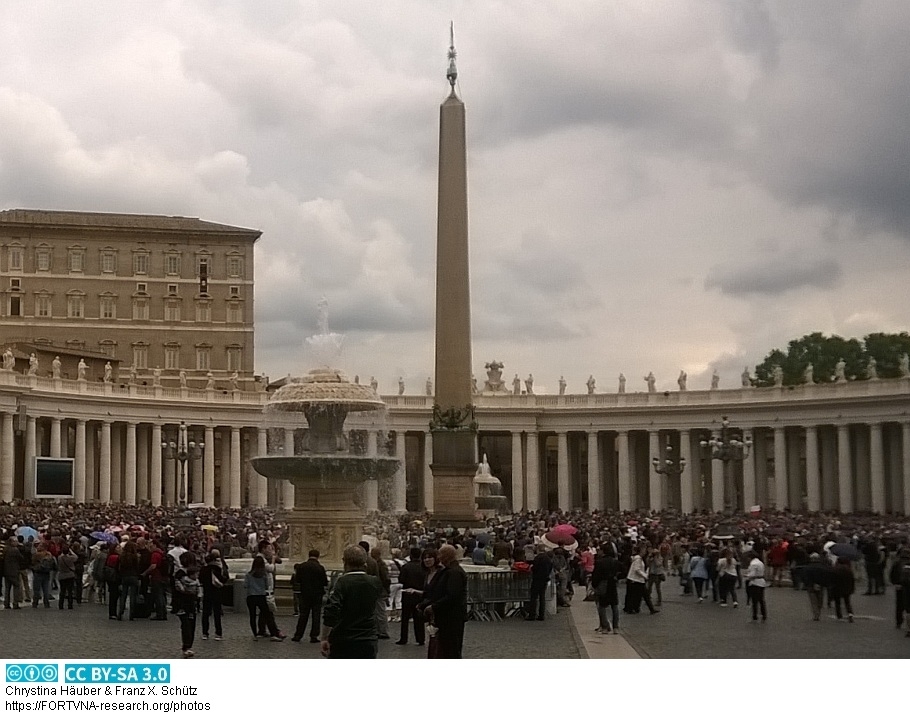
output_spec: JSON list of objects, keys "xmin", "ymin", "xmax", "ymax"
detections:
[
  {"xmin": 143, "ymin": 540, "xmax": 168, "ymax": 621},
  {"xmin": 678, "ymin": 546, "xmax": 692, "ymax": 595},
  {"xmin": 419, "ymin": 544, "xmax": 467, "ymax": 659},
  {"xmin": 395, "ymin": 547, "xmax": 427, "ymax": 646},
  {"xmin": 3, "ymin": 536, "xmax": 23, "ymax": 609},
  {"xmin": 103, "ymin": 545, "xmax": 121, "ymax": 620},
  {"xmin": 244, "ymin": 555, "xmax": 284, "ymax": 642},
  {"xmin": 591, "ymin": 546, "xmax": 622, "ymax": 634},
  {"xmin": 624, "ymin": 544, "xmax": 657, "ymax": 615},
  {"xmin": 888, "ymin": 548, "xmax": 909, "ymax": 629},
  {"xmin": 370, "ymin": 548, "xmax": 392, "ymax": 639},
  {"xmin": 320, "ymin": 544, "xmax": 382, "ymax": 659},
  {"xmin": 173, "ymin": 552, "xmax": 201, "ymax": 657},
  {"xmin": 744, "ymin": 550, "xmax": 768, "ymax": 622},
  {"xmin": 291, "ymin": 549, "xmax": 328, "ymax": 644},
  {"xmin": 768, "ymin": 539, "xmax": 788, "ymax": 586},
  {"xmin": 31, "ymin": 542, "xmax": 54, "ymax": 608},
  {"xmin": 526, "ymin": 545, "xmax": 552, "ymax": 621},
  {"xmin": 689, "ymin": 548, "xmax": 710, "ymax": 602},
  {"xmin": 56, "ymin": 542, "xmax": 78, "ymax": 611},
  {"xmin": 200, "ymin": 549, "xmax": 229, "ymax": 640},
  {"xmin": 831, "ymin": 556, "xmax": 855, "ymax": 623},
  {"xmin": 116, "ymin": 542, "xmax": 141, "ymax": 620},
  {"xmin": 646, "ymin": 546, "xmax": 666, "ymax": 607},
  {"xmin": 71, "ymin": 541, "xmax": 86, "ymax": 604},
  {"xmin": 717, "ymin": 548, "xmax": 739, "ymax": 607},
  {"xmin": 800, "ymin": 552, "xmax": 834, "ymax": 621},
  {"xmin": 17, "ymin": 537, "xmax": 33, "ymax": 603}
]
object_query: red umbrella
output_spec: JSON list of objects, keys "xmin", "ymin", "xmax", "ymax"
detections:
[{"xmin": 552, "ymin": 524, "xmax": 577, "ymax": 538}]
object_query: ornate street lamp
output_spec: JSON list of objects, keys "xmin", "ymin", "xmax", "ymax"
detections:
[
  {"xmin": 700, "ymin": 415, "xmax": 752, "ymax": 514},
  {"xmin": 161, "ymin": 421, "xmax": 204, "ymax": 527},
  {"xmin": 652, "ymin": 444, "xmax": 686, "ymax": 509}
]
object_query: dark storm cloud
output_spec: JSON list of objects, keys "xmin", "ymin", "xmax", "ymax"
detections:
[{"xmin": 704, "ymin": 254, "xmax": 843, "ymax": 296}]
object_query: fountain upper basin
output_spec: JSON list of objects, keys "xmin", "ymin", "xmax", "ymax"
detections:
[
  {"xmin": 265, "ymin": 368, "xmax": 384, "ymax": 414},
  {"xmin": 251, "ymin": 454, "xmax": 400, "ymax": 486}
]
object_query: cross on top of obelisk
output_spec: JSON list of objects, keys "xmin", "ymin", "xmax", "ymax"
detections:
[{"xmin": 446, "ymin": 21, "xmax": 458, "ymax": 92}]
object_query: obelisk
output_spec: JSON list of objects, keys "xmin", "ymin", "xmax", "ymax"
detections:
[{"xmin": 430, "ymin": 25, "xmax": 478, "ymax": 522}]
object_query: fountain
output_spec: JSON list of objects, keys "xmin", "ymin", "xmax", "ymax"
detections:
[
  {"xmin": 473, "ymin": 454, "xmax": 509, "ymax": 516},
  {"xmin": 250, "ymin": 299, "xmax": 399, "ymax": 567}
]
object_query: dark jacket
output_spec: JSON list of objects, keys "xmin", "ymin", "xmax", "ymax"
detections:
[
  {"xmin": 590, "ymin": 555, "xmax": 623, "ymax": 606},
  {"xmin": 199, "ymin": 559, "xmax": 229, "ymax": 595},
  {"xmin": 530, "ymin": 552, "xmax": 553, "ymax": 584},
  {"xmin": 322, "ymin": 571, "xmax": 381, "ymax": 644},
  {"xmin": 398, "ymin": 559, "xmax": 426, "ymax": 592},
  {"xmin": 3, "ymin": 544, "xmax": 24, "ymax": 580},
  {"xmin": 831, "ymin": 563, "xmax": 855, "ymax": 598},
  {"xmin": 424, "ymin": 561, "xmax": 467, "ymax": 628},
  {"xmin": 799, "ymin": 562, "xmax": 835, "ymax": 589},
  {"xmin": 294, "ymin": 558, "xmax": 328, "ymax": 598}
]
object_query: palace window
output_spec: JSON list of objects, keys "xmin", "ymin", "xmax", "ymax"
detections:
[
  {"xmin": 132, "ymin": 298, "xmax": 149, "ymax": 321},
  {"xmin": 8, "ymin": 246, "xmax": 23, "ymax": 272},
  {"xmin": 165, "ymin": 299, "xmax": 181, "ymax": 322},
  {"xmin": 226, "ymin": 300, "xmax": 242, "ymax": 323},
  {"xmin": 196, "ymin": 255, "xmax": 211, "ymax": 277},
  {"xmin": 100, "ymin": 294, "xmax": 116, "ymax": 319},
  {"xmin": 195, "ymin": 301, "xmax": 211, "ymax": 323},
  {"xmin": 226, "ymin": 346, "xmax": 242, "ymax": 372},
  {"xmin": 227, "ymin": 255, "xmax": 243, "ymax": 278},
  {"xmin": 195, "ymin": 346, "xmax": 211, "ymax": 371},
  {"xmin": 165, "ymin": 252, "xmax": 181, "ymax": 276},
  {"xmin": 133, "ymin": 252, "xmax": 149, "ymax": 275},
  {"xmin": 98, "ymin": 340, "xmax": 117, "ymax": 358},
  {"xmin": 67, "ymin": 292, "xmax": 85, "ymax": 318},
  {"xmin": 101, "ymin": 250, "xmax": 117, "ymax": 274},
  {"xmin": 36, "ymin": 248, "xmax": 51, "ymax": 272},
  {"xmin": 132, "ymin": 344, "xmax": 149, "ymax": 370},
  {"xmin": 164, "ymin": 344, "xmax": 180, "ymax": 370},
  {"xmin": 36, "ymin": 292, "xmax": 52, "ymax": 318},
  {"xmin": 68, "ymin": 249, "xmax": 85, "ymax": 273}
]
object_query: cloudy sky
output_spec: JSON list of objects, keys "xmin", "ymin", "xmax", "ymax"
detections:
[{"xmin": 2, "ymin": 1, "xmax": 909, "ymax": 394}]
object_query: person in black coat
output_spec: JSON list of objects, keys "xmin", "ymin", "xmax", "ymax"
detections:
[
  {"xmin": 419, "ymin": 544, "xmax": 467, "ymax": 659},
  {"xmin": 395, "ymin": 547, "xmax": 427, "ymax": 646},
  {"xmin": 526, "ymin": 545, "xmax": 553, "ymax": 621},
  {"xmin": 831, "ymin": 557, "xmax": 855, "ymax": 622},
  {"xmin": 591, "ymin": 547, "xmax": 623, "ymax": 633},
  {"xmin": 292, "ymin": 549, "xmax": 328, "ymax": 643},
  {"xmin": 799, "ymin": 553, "xmax": 834, "ymax": 621}
]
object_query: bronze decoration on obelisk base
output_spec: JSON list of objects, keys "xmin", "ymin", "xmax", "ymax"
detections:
[{"xmin": 430, "ymin": 24, "xmax": 479, "ymax": 523}]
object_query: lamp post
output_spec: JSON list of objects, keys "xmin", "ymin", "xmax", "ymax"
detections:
[
  {"xmin": 700, "ymin": 416, "xmax": 752, "ymax": 514},
  {"xmin": 162, "ymin": 421, "xmax": 204, "ymax": 527},
  {"xmin": 652, "ymin": 444, "xmax": 686, "ymax": 509}
]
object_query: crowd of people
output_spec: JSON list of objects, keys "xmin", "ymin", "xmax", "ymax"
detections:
[{"xmin": 3, "ymin": 500, "xmax": 910, "ymax": 658}]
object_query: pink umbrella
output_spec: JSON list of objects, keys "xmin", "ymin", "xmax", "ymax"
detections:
[{"xmin": 551, "ymin": 524, "xmax": 577, "ymax": 538}]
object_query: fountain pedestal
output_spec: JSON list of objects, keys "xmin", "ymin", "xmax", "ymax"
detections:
[{"xmin": 284, "ymin": 486, "xmax": 363, "ymax": 569}]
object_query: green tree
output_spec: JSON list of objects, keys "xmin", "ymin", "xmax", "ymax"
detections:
[
  {"xmin": 863, "ymin": 332, "xmax": 910, "ymax": 378},
  {"xmin": 753, "ymin": 332, "xmax": 865, "ymax": 386}
]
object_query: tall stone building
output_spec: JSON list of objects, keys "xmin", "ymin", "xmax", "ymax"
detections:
[{"xmin": 0, "ymin": 209, "xmax": 260, "ymax": 387}]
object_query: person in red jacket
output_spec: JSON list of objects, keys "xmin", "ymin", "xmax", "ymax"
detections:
[{"xmin": 768, "ymin": 540, "xmax": 788, "ymax": 587}]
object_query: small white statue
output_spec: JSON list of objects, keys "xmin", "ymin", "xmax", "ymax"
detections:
[
  {"xmin": 618, "ymin": 373, "xmax": 626, "ymax": 393},
  {"xmin": 77, "ymin": 359, "xmax": 88, "ymax": 381},
  {"xmin": 398, "ymin": 377, "xmax": 405, "ymax": 395},
  {"xmin": 525, "ymin": 374, "xmax": 534, "ymax": 395},
  {"xmin": 103, "ymin": 361, "xmax": 113, "ymax": 383},
  {"xmin": 370, "ymin": 376, "xmax": 378, "ymax": 392},
  {"xmin": 710, "ymin": 370, "xmax": 720, "ymax": 390},
  {"xmin": 28, "ymin": 353, "xmax": 39, "ymax": 376},
  {"xmin": 677, "ymin": 370, "xmax": 687, "ymax": 391},
  {"xmin": 179, "ymin": 369, "xmax": 188, "ymax": 388},
  {"xmin": 206, "ymin": 371, "xmax": 215, "ymax": 390},
  {"xmin": 866, "ymin": 357, "xmax": 878, "ymax": 380},
  {"xmin": 900, "ymin": 353, "xmax": 910, "ymax": 378},
  {"xmin": 741, "ymin": 367, "xmax": 751, "ymax": 388},
  {"xmin": 128, "ymin": 364, "xmax": 138, "ymax": 384},
  {"xmin": 586, "ymin": 375, "xmax": 596, "ymax": 395},
  {"xmin": 229, "ymin": 371, "xmax": 239, "ymax": 390},
  {"xmin": 2, "ymin": 348, "xmax": 13, "ymax": 371},
  {"xmin": 425, "ymin": 377, "xmax": 433, "ymax": 396},
  {"xmin": 152, "ymin": 366, "xmax": 162, "ymax": 386},
  {"xmin": 512, "ymin": 374, "xmax": 521, "ymax": 395},
  {"xmin": 644, "ymin": 372, "xmax": 656, "ymax": 393},
  {"xmin": 471, "ymin": 374, "xmax": 478, "ymax": 394},
  {"xmin": 803, "ymin": 363, "xmax": 814, "ymax": 385},
  {"xmin": 353, "ymin": 375, "xmax": 360, "ymax": 384},
  {"xmin": 558, "ymin": 376, "xmax": 566, "ymax": 395},
  {"xmin": 772, "ymin": 364, "xmax": 784, "ymax": 387},
  {"xmin": 52, "ymin": 356, "xmax": 62, "ymax": 379},
  {"xmin": 834, "ymin": 358, "xmax": 846, "ymax": 382}
]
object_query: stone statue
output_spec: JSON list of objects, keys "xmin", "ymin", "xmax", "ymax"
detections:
[
  {"xmin": 425, "ymin": 377, "xmax": 433, "ymax": 396},
  {"xmin": 471, "ymin": 374, "xmax": 478, "ymax": 394},
  {"xmin": 900, "ymin": 353, "xmax": 910, "ymax": 378},
  {"xmin": 645, "ymin": 372, "xmax": 656, "ymax": 393},
  {"xmin": 206, "ymin": 371, "xmax": 216, "ymax": 390},
  {"xmin": 558, "ymin": 376, "xmax": 566, "ymax": 395},
  {"xmin": 28, "ymin": 353, "xmax": 39, "ymax": 376},
  {"xmin": 370, "ymin": 376, "xmax": 378, "ymax": 392},
  {"xmin": 128, "ymin": 364, "xmax": 137, "ymax": 384},
  {"xmin": 152, "ymin": 366, "xmax": 162, "ymax": 386},
  {"xmin": 229, "ymin": 371, "xmax": 239, "ymax": 390},
  {"xmin": 52, "ymin": 356, "xmax": 62, "ymax": 379},
  {"xmin": 103, "ymin": 362, "xmax": 113, "ymax": 383},
  {"xmin": 677, "ymin": 370, "xmax": 687, "ymax": 391},
  {"xmin": 618, "ymin": 373, "xmax": 626, "ymax": 393},
  {"xmin": 710, "ymin": 370, "xmax": 719, "ymax": 390},
  {"xmin": 834, "ymin": 358, "xmax": 846, "ymax": 382},
  {"xmin": 512, "ymin": 374, "xmax": 521, "ymax": 395},
  {"xmin": 398, "ymin": 377, "xmax": 405, "ymax": 395},
  {"xmin": 772, "ymin": 364, "xmax": 784, "ymax": 387},
  {"xmin": 483, "ymin": 360, "xmax": 508, "ymax": 393},
  {"xmin": 77, "ymin": 359, "xmax": 88, "ymax": 381},
  {"xmin": 866, "ymin": 357, "xmax": 878, "ymax": 380},
  {"xmin": 353, "ymin": 375, "xmax": 360, "ymax": 384},
  {"xmin": 803, "ymin": 363, "xmax": 814, "ymax": 385},
  {"xmin": 179, "ymin": 369, "xmax": 188, "ymax": 388},
  {"xmin": 524, "ymin": 374, "xmax": 534, "ymax": 395},
  {"xmin": 741, "ymin": 367, "xmax": 751, "ymax": 387},
  {"xmin": 2, "ymin": 348, "xmax": 13, "ymax": 371},
  {"xmin": 586, "ymin": 375, "xmax": 596, "ymax": 395}
]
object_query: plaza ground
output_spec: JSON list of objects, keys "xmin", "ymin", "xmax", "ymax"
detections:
[{"xmin": 2, "ymin": 577, "xmax": 907, "ymax": 659}]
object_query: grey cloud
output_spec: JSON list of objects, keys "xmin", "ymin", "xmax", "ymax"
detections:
[{"xmin": 705, "ymin": 254, "xmax": 843, "ymax": 296}]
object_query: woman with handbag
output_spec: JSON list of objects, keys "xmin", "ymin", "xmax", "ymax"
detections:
[
  {"xmin": 415, "ymin": 549, "xmax": 443, "ymax": 658},
  {"xmin": 591, "ymin": 547, "xmax": 623, "ymax": 633}
]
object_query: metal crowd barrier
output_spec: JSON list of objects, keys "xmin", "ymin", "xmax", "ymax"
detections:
[{"xmin": 466, "ymin": 570, "xmax": 531, "ymax": 621}]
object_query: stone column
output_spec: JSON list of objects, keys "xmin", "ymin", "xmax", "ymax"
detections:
[
  {"xmin": 136, "ymin": 425, "xmax": 149, "ymax": 503},
  {"xmin": 805, "ymin": 426, "xmax": 820, "ymax": 511},
  {"xmin": 711, "ymin": 456, "xmax": 724, "ymax": 512},
  {"xmin": 680, "ymin": 430, "xmax": 693, "ymax": 513},
  {"xmin": 837, "ymin": 424, "xmax": 852, "ymax": 513},
  {"xmin": 149, "ymin": 423, "xmax": 162, "ymax": 506},
  {"xmin": 364, "ymin": 430, "xmax": 379, "ymax": 511},
  {"xmin": 99, "ymin": 421, "xmax": 112, "ymax": 503},
  {"xmin": 741, "ymin": 428, "xmax": 756, "ymax": 510},
  {"xmin": 190, "ymin": 427, "xmax": 204, "ymax": 504},
  {"xmin": 393, "ymin": 431, "xmax": 408, "ymax": 513},
  {"xmin": 616, "ymin": 431, "xmax": 631, "ymax": 510},
  {"xmin": 870, "ymin": 422, "xmax": 885, "ymax": 514},
  {"xmin": 220, "ymin": 430, "xmax": 231, "ymax": 507},
  {"xmin": 0, "ymin": 412, "xmax": 13, "ymax": 501},
  {"xmin": 110, "ymin": 424, "xmax": 122, "ymax": 502},
  {"xmin": 24, "ymin": 417, "xmax": 37, "ymax": 499},
  {"xmin": 424, "ymin": 431, "xmax": 435, "ymax": 512},
  {"xmin": 256, "ymin": 428, "xmax": 269, "ymax": 507},
  {"xmin": 85, "ymin": 424, "xmax": 96, "ymax": 501},
  {"xmin": 204, "ymin": 425, "xmax": 216, "ymax": 506},
  {"xmin": 773, "ymin": 426, "xmax": 787, "ymax": 510},
  {"xmin": 124, "ymin": 422, "xmax": 137, "ymax": 505},
  {"xmin": 649, "ymin": 430, "xmax": 661, "ymax": 511},
  {"xmin": 557, "ymin": 430, "xmax": 570, "ymax": 510},
  {"xmin": 526, "ymin": 431, "xmax": 540, "ymax": 510},
  {"xmin": 74, "ymin": 419, "xmax": 87, "ymax": 502},
  {"xmin": 230, "ymin": 427, "xmax": 242, "ymax": 508},
  {"xmin": 50, "ymin": 417, "xmax": 62, "ymax": 458},
  {"xmin": 587, "ymin": 430, "xmax": 601, "ymax": 511},
  {"xmin": 282, "ymin": 428, "xmax": 295, "ymax": 509},
  {"xmin": 902, "ymin": 422, "xmax": 910, "ymax": 515}
]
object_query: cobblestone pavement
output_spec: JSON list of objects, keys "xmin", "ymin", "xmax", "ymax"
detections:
[
  {"xmin": 0, "ymin": 599, "xmax": 583, "ymax": 660},
  {"xmin": 611, "ymin": 577, "xmax": 909, "ymax": 658}
]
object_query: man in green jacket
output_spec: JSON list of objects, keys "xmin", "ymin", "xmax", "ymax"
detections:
[{"xmin": 320, "ymin": 545, "xmax": 382, "ymax": 659}]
